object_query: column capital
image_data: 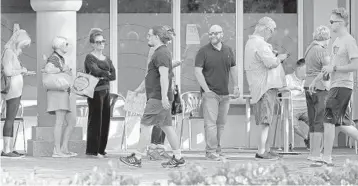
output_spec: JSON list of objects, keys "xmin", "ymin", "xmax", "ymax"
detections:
[{"xmin": 31, "ymin": 0, "xmax": 82, "ymax": 12}]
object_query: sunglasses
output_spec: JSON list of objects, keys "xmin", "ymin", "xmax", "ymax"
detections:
[
  {"xmin": 208, "ymin": 31, "xmax": 222, "ymax": 36},
  {"xmin": 94, "ymin": 40, "xmax": 106, "ymax": 45},
  {"xmin": 330, "ymin": 20, "xmax": 343, "ymax": 24}
]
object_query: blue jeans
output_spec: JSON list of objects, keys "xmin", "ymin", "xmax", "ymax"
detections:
[{"xmin": 202, "ymin": 92, "xmax": 230, "ymax": 153}]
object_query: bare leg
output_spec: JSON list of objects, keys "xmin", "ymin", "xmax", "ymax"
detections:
[
  {"xmin": 260, "ymin": 124, "xmax": 270, "ymax": 154},
  {"xmin": 135, "ymin": 124, "xmax": 153, "ymax": 159},
  {"xmin": 339, "ymin": 125, "xmax": 358, "ymax": 141},
  {"xmin": 322, "ymin": 123, "xmax": 335, "ymax": 163},
  {"xmin": 160, "ymin": 125, "xmax": 181, "ymax": 158},
  {"xmin": 61, "ymin": 111, "xmax": 76, "ymax": 154},
  {"xmin": 53, "ymin": 110, "xmax": 66, "ymax": 155}
]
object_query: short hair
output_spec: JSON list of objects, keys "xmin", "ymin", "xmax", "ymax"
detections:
[
  {"xmin": 89, "ymin": 28, "xmax": 103, "ymax": 43},
  {"xmin": 255, "ymin": 17, "xmax": 276, "ymax": 33},
  {"xmin": 52, "ymin": 36, "xmax": 67, "ymax": 50},
  {"xmin": 332, "ymin": 8, "xmax": 349, "ymax": 26},
  {"xmin": 313, "ymin": 25, "xmax": 331, "ymax": 41},
  {"xmin": 296, "ymin": 58, "xmax": 305, "ymax": 67},
  {"xmin": 151, "ymin": 26, "xmax": 172, "ymax": 45}
]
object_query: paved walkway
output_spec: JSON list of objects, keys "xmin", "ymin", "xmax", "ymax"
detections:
[{"xmin": 1, "ymin": 148, "xmax": 358, "ymax": 184}]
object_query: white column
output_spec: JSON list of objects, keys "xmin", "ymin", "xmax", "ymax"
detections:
[
  {"xmin": 236, "ymin": 0, "xmax": 244, "ymax": 97},
  {"xmin": 351, "ymin": 0, "xmax": 358, "ymax": 120},
  {"xmin": 172, "ymin": 0, "xmax": 181, "ymax": 90},
  {"xmin": 28, "ymin": 0, "xmax": 84, "ymax": 156},
  {"xmin": 110, "ymin": 0, "xmax": 118, "ymax": 94},
  {"xmin": 297, "ymin": 0, "xmax": 304, "ymax": 58}
]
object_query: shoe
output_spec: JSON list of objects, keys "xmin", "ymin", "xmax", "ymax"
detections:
[
  {"xmin": 65, "ymin": 152, "xmax": 78, "ymax": 157},
  {"xmin": 268, "ymin": 151, "xmax": 283, "ymax": 158},
  {"xmin": 119, "ymin": 153, "xmax": 142, "ymax": 168},
  {"xmin": 1, "ymin": 151, "xmax": 23, "ymax": 158},
  {"xmin": 161, "ymin": 155, "xmax": 186, "ymax": 168},
  {"xmin": 52, "ymin": 152, "xmax": 71, "ymax": 158},
  {"xmin": 157, "ymin": 148, "xmax": 171, "ymax": 159},
  {"xmin": 12, "ymin": 151, "xmax": 25, "ymax": 157},
  {"xmin": 255, "ymin": 152, "xmax": 279, "ymax": 160},
  {"xmin": 304, "ymin": 138, "xmax": 310, "ymax": 150},
  {"xmin": 147, "ymin": 148, "xmax": 163, "ymax": 161},
  {"xmin": 98, "ymin": 152, "xmax": 108, "ymax": 158},
  {"xmin": 205, "ymin": 152, "xmax": 221, "ymax": 161}
]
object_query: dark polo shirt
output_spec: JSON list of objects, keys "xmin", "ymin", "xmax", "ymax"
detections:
[
  {"xmin": 195, "ymin": 43, "xmax": 236, "ymax": 95},
  {"xmin": 145, "ymin": 45, "xmax": 174, "ymax": 101}
]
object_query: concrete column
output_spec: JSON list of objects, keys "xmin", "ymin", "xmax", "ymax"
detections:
[{"xmin": 27, "ymin": 0, "xmax": 84, "ymax": 156}]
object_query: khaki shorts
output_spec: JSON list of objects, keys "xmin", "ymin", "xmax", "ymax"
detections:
[
  {"xmin": 141, "ymin": 99, "xmax": 172, "ymax": 126},
  {"xmin": 253, "ymin": 89, "xmax": 279, "ymax": 125}
]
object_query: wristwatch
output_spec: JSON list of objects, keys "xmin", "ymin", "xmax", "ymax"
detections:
[{"xmin": 333, "ymin": 65, "xmax": 337, "ymax": 72}]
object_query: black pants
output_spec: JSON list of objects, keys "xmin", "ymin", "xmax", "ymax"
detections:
[
  {"xmin": 305, "ymin": 88, "xmax": 327, "ymax": 133},
  {"xmin": 86, "ymin": 90, "xmax": 111, "ymax": 155},
  {"xmin": 3, "ymin": 97, "xmax": 21, "ymax": 137},
  {"xmin": 151, "ymin": 126, "xmax": 166, "ymax": 145}
]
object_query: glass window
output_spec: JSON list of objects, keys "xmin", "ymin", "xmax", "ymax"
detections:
[
  {"xmin": 77, "ymin": 0, "xmax": 111, "ymax": 73},
  {"xmin": 117, "ymin": 0, "xmax": 173, "ymax": 95},
  {"xmin": 1, "ymin": 0, "xmax": 37, "ymax": 100},
  {"xmin": 180, "ymin": 0, "xmax": 236, "ymax": 93},
  {"xmin": 243, "ymin": 0, "xmax": 298, "ymax": 94}
]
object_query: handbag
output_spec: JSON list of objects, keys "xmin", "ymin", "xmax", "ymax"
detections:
[
  {"xmin": 266, "ymin": 63, "xmax": 286, "ymax": 89},
  {"xmin": 72, "ymin": 71, "xmax": 100, "ymax": 98},
  {"xmin": 42, "ymin": 72, "xmax": 72, "ymax": 91},
  {"xmin": 1, "ymin": 49, "xmax": 11, "ymax": 94},
  {"xmin": 171, "ymin": 85, "xmax": 182, "ymax": 115}
]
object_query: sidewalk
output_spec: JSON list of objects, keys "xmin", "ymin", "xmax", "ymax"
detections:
[{"xmin": 1, "ymin": 148, "xmax": 358, "ymax": 184}]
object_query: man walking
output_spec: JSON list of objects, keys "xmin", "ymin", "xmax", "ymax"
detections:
[
  {"xmin": 195, "ymin": 25, "xmax": 240, "ymax": 161},
  {"xmin": 120, "ymin": 26, "xmax": 185, "ymax": 168}
]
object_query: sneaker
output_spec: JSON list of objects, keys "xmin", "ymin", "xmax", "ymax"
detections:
[
  {"xmin": 98, "ymin": 152, "xmax": 108, "ymax": 158},
  {"xmin": 52, "ymin": 152, "xmax": 71, "ymax": 158},
  {"xmin": 161, "ymin": 155, "xmax": 186, "ymax": 168},
  {"xmin": 1, "ymin": 151, "xmax": 23, "ymax": 158},
  {"xmin": 304, "ymin": 138, "xmax": 310, "ymax": 150},
  {"xmin": 268, "ymin": 151, "xmax": 283, "ymax": 158},
  {"xmin": 205, "ymin": 152, "xmax": 221, "ymax": 161},
  {"xmin": 255, "ymin": 152, "xmax": 279, "ymax": 160},
  {"xmin": 12, "ymin": 151, "xmax": 25, "ymax": 157},
  {"xmin": 147, "ymin": 148, "xmax": 163, "ymax": 161},
  {"xmin": 119, "ymin": 153, "xmax": 142, "ymax": 168}
]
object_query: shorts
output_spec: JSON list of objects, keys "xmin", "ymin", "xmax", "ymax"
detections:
[
  {"xmin": 304, "ymin": 88, "xmax": 327, "ymax": 133},
  {"xmin": 141, "ymin": 98, "xmax": 172, "ymax": 127},
  {"xmin": 253, "ymin": 89, "xmax": 279, "ymax": 125},
  {"xmin": 324, "ymin": 87, "xmax": 353, "ymax": 126}
]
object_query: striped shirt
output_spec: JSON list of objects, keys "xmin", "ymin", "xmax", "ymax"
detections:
[{"xmin": 244, "ymin": 35, "xmax": 280, "ymax": 103}]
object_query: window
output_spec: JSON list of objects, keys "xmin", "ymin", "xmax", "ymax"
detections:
[
  {"xmin": 1, "ymin": 0, "xmax": 35, "ymax": 13},
  {"xmin": 118, "ymin": 0, "xmax": 171, "ymax": 13},
  {"xmin": 244, "ymin": 0, "xmax": 297, "ymax": 13},
  {"xmin": 181, "ymin": 0, "xmax": 235, "ymax": 13}
]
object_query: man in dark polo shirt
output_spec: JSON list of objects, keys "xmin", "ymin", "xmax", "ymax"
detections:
[
  {"xmin": 195, "ymin": 25, "xmax": 240, "ymax": 160},
  {"xmin": 120, "ymin": 26, "xmax": 185, "ymax": 168}
]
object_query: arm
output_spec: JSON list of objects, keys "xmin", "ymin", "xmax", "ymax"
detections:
[
  {"xmin": 256, "ymin": 44, "xmax": 281, "ymax": 69},
  {"xmin": 2, "ymin": 50, "xmax": 25, "ymax": 76},
  {"xmin": 172, "ymin": 60, "xmax": 182, "ymax": 68},
  {"xmin": 84, "ymin": 55, "xmax": 110, "ymax": 77},
  {"xmin": 135, "ymin": 80, "xmax": 145, "ymax": 92},
  {"xmin": 159, "ymin": 66, "xmax": 169, "ymax": 100},
  {"xmin": 102, "ymin": 59, "xmax": 116, "ymax": 81},
  {"xmin": 194, "ymin": 48, "xmax": 211, "ymax": 92},
  {"xmin": 229, "ymin": 48, "xmax": 238, "ymax": 89}
]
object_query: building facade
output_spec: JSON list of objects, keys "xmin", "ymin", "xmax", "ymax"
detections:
[{"xmin": 1, "ymin": 0, "xmax": 357, "ymax": 154}]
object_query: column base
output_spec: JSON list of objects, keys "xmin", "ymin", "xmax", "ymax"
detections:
[{"xmin": 27, "ymin": 126, "xmax": 86, "ymax": 157}]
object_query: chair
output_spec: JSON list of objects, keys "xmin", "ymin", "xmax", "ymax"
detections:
[
  {"xmin": 180, "ymin": 91, "xmax": 203, "ymax": 150},
  {"xmin": 0, "ymin": 100, "xmax": 26, "ymax": 152}
]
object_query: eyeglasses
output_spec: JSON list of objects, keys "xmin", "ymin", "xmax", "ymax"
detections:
[
  {"xmin": 147, "ymin": 33, "xmax": 155, "ymax": 39},
  {"xmin": 208, "ymin": 31, "xmax": 222, "ymax": 36},
  {"xmin": 65, "ymin": 43, "xmax": 69, "ymax": 46},
  {"xmin": 330, "ymin": 20, "xmax": 343, "ymax": 24},
  {"xmin": 95, "ymin": 40, "xmax": 106, "ymax": 45}
]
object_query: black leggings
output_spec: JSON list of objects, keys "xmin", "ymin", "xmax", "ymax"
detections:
[
  {"xmin": 3, "ymin": 97, "xmax": 21, "ymax": 137},
  {"xmin": 151, "ymin": 125, "xmax": 166, "ymax": 145},
  {"xmin": 86, "ymin": 90, "xmax": 111, "ymax": 155}
]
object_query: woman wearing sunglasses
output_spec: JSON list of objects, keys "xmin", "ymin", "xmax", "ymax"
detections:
[{"xmin": 84, "ymin": 28, "xmax": 116, "ymax": 158}]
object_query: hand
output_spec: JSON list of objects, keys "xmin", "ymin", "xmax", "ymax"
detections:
[
  {"xmin": 322, "ymin": 65, "xmax": 334, "ymax": 74},
  {"xmin": 161, "ymin": 97, "xmax": 171, "ymax": 110},
  {"xmin": 25, "ymin": 71, "xmax": 36, "ymax": 76},
  {"xmin": 21, "ymin": 67, "xmax": 28, "ymax": 74},
  {"xmin": 277, "ymin": 54, "xmax": 288, "ymax": 61},
  {"xmin": 308, "ymin": 81, "xmax": 317, "ymax": 94},
  {"xmin": 272, "ymin": 50, "xmax": 278, "ymax": 57},
  {"xmin": 232, "ymin": 87, "xmax": 240, "ymax": 99},
  {"xmin": 173, "ymin": 60, "xmax": 183, "ymax": 68}
]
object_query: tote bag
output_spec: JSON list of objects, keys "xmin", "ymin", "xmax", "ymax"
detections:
[
  {"xmin": 42, "ymin": 72, "xmax": 72, "ymax": 91},
  {"xmin": 72, "ymin": 72, "xmax": 99, "ymax": 98},
  {"xmin": 266, "ymin": 63, "xmax": 286, "ymax": 89}
]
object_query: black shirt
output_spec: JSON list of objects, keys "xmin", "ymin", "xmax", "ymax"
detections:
[
  {"xmin": 145, "ymin": 45, "xmax": 173, "ymax": 101},
  {"xmin": 195, "ymin": 43, "xmax": 236, "ymax": 95}
]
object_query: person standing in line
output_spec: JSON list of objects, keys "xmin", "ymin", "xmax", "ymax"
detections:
[
  {"xmin": 1, "ymin": 24, "xmax": 32, "ymax": 158},
  {"xmin": 313, "ymin": 8, "xmax": 358, "ymax": 166},
  {"xmin": 304, "ymin": 25, "xmax": 331, "ymax": 162},
  {"xmin": 120, "ymin": 26, "xmax": 185, "ymax": 168},
  {"xmin": 244, "ymin": 17, "xmax": 288, "ymax": 160},
  {"xmin": 134, "ymin": 26, "xmax": 182, "ymax": 160},
  {"xmin": 84, "ymin": 28, "xmax": 116, "ymax": 158},
  {"xmin": 45, "ymin": 36, "xmax": 77, "ymax": 158},
  {"xmin": 194, "ymin": 24, "xmax": 240, "ymax": 161}
]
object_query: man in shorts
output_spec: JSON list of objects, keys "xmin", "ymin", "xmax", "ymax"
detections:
[
  {"xmin": 244, "ymin": 17, "xmax": 288, "ymax": 159},
  {"xmin": 119, "ymin": 26, "xmax": 185, "ymax": 168},
  {"xmin": 319, "ymin": 8, "xmax": 358, "ymax": 166}
]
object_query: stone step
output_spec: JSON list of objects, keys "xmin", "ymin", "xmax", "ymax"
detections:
[
  {"xmin": 27, "ymin": 140, "xmax": 86, "ymax": 157},
  {"xmin": 31, "ymin": 126, "xmax": 83, "ymax": 141}
]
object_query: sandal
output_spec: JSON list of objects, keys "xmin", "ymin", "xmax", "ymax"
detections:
[{"xmin": 52, "ymin": 152, "xmax": 71, "ymax": 158}]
